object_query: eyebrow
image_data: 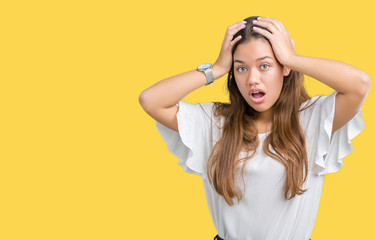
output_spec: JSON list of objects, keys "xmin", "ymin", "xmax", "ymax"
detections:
[{"xmin": 234, "ymin": 56, "xmax": 273, "ymax": 64}]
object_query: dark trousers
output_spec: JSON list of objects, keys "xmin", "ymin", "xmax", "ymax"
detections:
[{"xmin": 214, "ymin": 234, "xmax": 311, "ymax": 240}]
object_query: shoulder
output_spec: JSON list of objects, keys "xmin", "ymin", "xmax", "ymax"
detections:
[
  {"xmin": 177, "ymin": 101, "xmax": 220, "ymax": 126},
  {"xmin": 178, "ymin": 101, "xmax": 215, "ymax": 117},
  {"xmin": 197, "ymin": 102, "xmax": 216, "ymax": 114},
  {"xmin": 298, "ymin": 92, "xmax": 339, "ymax": 137},
  {"xmin": 178, "ymin": 101, "xmax": 214, "ymax": 111},
  {"xmin": 299, "ymin": 92, "xmax": 337, "ymax": 116},
  {"xmin": 299, "ymin": 95, "xmax": 323, "ymax": 112}
]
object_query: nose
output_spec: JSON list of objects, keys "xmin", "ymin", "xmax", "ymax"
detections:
[{"xmin": 246, "ymin": 70, "xmax": 261, "ymax": 86}]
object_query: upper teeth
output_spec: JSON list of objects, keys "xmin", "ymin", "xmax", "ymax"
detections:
[{"xmin": 253, "ymin": 91, "xmax": 260, "ymax": 94}]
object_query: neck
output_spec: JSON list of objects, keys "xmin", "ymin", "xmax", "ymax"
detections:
[{"xmin": 256, "ymin": 111, "xmax": 273, "ymax": 124}]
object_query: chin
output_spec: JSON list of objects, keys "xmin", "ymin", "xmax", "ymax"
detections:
[
  {"xmin": 247, "ymin": 102, "xmax": 269, "ymax": 112},
  {"xmin": 254, "ymin": 107, "xmax": 269, "ymax": 113},
  {"xmin": 248, "ymin": 107, "xmax": 267, "ymax": 114}
]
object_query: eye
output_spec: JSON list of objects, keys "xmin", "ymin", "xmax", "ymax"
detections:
[
  {"xmin": 236, "ymin": 67, "xmax": 247, "ymax": 72},
  {"xmin": 260, "ymin": 64, "xmax": 270, "ymax": 70}
]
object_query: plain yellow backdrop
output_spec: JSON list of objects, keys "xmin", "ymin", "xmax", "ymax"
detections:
[{"xmin": 0, "ymin": 0, "xmax": 374, "ymax": 239}]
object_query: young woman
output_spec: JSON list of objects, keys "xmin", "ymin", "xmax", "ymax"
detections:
[{"xmin": 138, "ymin": 16, "xmax": 370, "ymax": 240}]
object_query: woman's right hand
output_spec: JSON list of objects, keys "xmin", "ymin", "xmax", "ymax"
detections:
[{"xmin": 213, "ymin": 20, "xmax": 247, "ymax": 77}]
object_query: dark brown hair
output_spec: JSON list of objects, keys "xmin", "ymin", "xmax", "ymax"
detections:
[{"xmin": 206, "ymin": 16, "xmax": 319, "ymax": 205}]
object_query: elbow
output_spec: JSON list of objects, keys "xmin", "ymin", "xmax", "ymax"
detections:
[
  {"xmin": 138, "ymin": 89, "xmax": 152, "ymax": 113},
  {"xmin": 358, "ymin": 72, "xmax": 371, "ymax": 96}
]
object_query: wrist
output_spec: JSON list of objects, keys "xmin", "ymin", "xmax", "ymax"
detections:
[
  {"xmin": 283, "ymin": 54, "xmax": 299, "ymax": 69},
  {"xmin": 212, "ymin": 63, "xmax": 228, "ymax": 80}
]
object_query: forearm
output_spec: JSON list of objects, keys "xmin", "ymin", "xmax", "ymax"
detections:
[
  {"xmin": 139, "ymin": 64, "xmax": 226, "ymax": 110},
  {"xmin": 286, "ymin": 55, "xmax": 370, "ymax": 95}
]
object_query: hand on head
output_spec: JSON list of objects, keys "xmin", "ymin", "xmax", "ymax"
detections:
[
  {"xmin": 252, "ymin": 17, "xmax": 296, "ymax": 66},
  {"xmin": 214, "ymin": 20, "xmax": 247, "ymax": 75}
]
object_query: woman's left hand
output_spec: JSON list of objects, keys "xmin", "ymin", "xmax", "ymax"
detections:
[{"xmin": 252, "ymin": 17, "xmax": 296, "ymax": 66}]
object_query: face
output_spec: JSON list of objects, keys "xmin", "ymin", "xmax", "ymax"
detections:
[{"xmin": 233, "ymin": 38, "xmax": 291, "ymax": 121}]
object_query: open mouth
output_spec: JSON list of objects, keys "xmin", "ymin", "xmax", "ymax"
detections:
[
  {"xmin": 249, "ymin": 90, "xmax": 266, "ymax": 103},
  {"xmin": 251, "ymin": 91, "xmax": 265, "ymax": 98}
]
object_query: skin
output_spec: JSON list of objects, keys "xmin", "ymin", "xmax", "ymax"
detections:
[
  {"xmin": 139, "ymin": 17, "xmax": 370, "ymax": 135},
  {"xmin": 252, "ymin": 17, "xmax": 370, "ymax": 135},
  {"xmin": 233, "ymin": 38, "xmax": 291, "ymax": 125}
]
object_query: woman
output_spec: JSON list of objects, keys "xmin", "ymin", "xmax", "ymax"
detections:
[{"xmin": 138, "ymin": 16, "xmax": 370, "ymax": 240}]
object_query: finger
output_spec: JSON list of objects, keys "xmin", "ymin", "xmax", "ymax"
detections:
[
  {"xmin": 271, "ymin": 18, "xmax": 287, "ymax": 32},
  {"xmin": 228, "ymin": 20, "xmax": 247, "ymax": 30},
  {"xmin": 230, "ymin": 35, "xmax": 242, "ymax": 45},
  {"xmin": 252, "ymin": 25, "xmax": 272, "ymax": 39},
  {"xmin": 230, "ymin": 22, "xmax": 246, "ymax": 32},
  {"xmin": 255, "ymin": 17, "xmax": 282, "ymax": 31},
  {"xmin": 226, "ymin": 22, "xmax": 246, "ymax": 39},
  {"xmin": 252, "ymin": 19, "xmax": 277, "ymax": 34},
  {"xmin": 225, "ymin": 23, "xmax": 246, "ymax": 42},
  {"xmin": 262, "ymin": 17, "xmax": 288, "ymax": 31}
]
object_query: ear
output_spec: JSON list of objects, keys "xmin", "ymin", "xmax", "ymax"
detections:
[{"xmin": 283, "ymin": 66, "xmax": 291, "ymax": 77}]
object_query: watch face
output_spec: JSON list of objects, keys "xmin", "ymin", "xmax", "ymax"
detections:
[{"xmin": 198, "ymin": 63, "xmax": 212, "ymax": 70}]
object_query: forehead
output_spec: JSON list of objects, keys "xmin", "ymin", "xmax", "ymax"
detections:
[{"xmin": 233, "ymin": 39, "xmax": 275, "ymax": 63}]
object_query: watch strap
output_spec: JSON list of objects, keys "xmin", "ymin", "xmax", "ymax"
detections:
[
  {"xmin": 197, "ymin": 63, "xmax": 214, "ymax": 86},
  {"xmin": 204, "ymin": 67, "xmax": 214, "ymax": 86}
]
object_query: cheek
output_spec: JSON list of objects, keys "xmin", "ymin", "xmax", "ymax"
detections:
[
  {"xmin": 234, "ymin": 79, "xmax": 247, "ymax": 96},
  {"xmin": 271, "ymin": 80, "xmax": 284, "ymax": 97},
  {"xmin": 234, "ymin": 73, "xmax": 247, "ymax": 86},
  {"xmin": 234, "ymin": 76, "xmax": 243, "ymax": 87}
]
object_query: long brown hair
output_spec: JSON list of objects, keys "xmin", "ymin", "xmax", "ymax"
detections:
[{"xmin": 206, "ymin": 16, "xmax": 319, "ymax": 205}]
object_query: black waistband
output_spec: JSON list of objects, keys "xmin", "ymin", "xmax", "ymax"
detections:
[
  {"xmin": 214, "ymin": 234, "xmax": 311, "ymax": 240},
  {"xmin": 214, "ymin": 234, "xmax": 224, "ymax": 240}
]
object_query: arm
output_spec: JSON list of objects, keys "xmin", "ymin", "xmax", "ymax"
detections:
[
  {"xmin": 138, "ymin": 65, "xmax": 226, "ymax": 132},
  {"xmin": 138, "ymin": 20, "xmax": 247, "ymax": 132},
  {"xmin": 285, "ymin": 55, "xmax": 371, "ymax": 135},
  {"xmin": 252, "ymin": 17, "xmax": 371, "ymax": 135}
]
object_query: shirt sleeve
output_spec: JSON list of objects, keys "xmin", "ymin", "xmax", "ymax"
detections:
[
  {"xmin": 155, "ymin": 101, "xmax": 216, "ymax": 179},
  {"xmin": 304, "ymin": 91, "xmax": 365, "ymax": 176}
]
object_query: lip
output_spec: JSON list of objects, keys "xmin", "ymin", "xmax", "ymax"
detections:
[{"xmin": 249, "ymin": 88, "xmax": 266, "ymax": 103}]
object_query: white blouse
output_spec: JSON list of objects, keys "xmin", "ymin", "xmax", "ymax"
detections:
[{"xmin": 155, "ymin": 91, "xmax": 364, "ymax": 240}]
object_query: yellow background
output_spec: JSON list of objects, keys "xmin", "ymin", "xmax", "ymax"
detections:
[{"xmin": 1, "ymin": 0, "xmax": 374, "ymax": 239}]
